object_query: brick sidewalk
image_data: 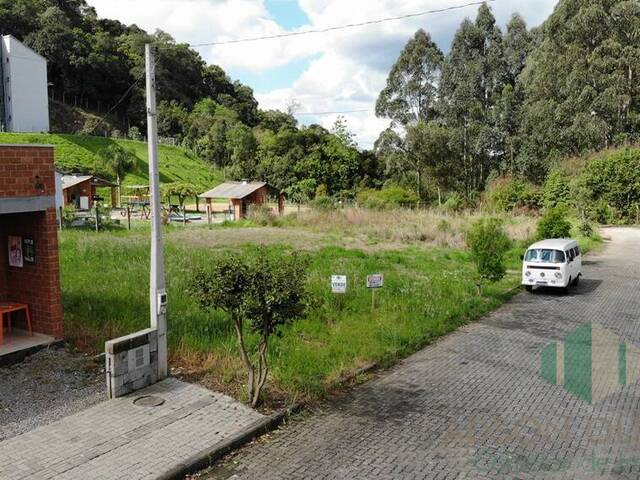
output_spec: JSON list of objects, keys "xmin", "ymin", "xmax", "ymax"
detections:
[{"xmin": 0, "ymin": 378, "xmax": 264, "ymax": 479}]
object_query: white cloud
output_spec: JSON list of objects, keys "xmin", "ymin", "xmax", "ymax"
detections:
[{"xmin": 87, "ymin": 0, "xmax": 558, "ymax": 148}]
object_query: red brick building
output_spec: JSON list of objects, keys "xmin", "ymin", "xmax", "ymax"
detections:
[{"xmin": 0, "ymin": 144, "xmax": 63, "ymax": 341}]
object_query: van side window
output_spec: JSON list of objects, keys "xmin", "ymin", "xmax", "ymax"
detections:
[{"xmin": 575, "ymin": 246, "xmax": 581, "ymax": 256}]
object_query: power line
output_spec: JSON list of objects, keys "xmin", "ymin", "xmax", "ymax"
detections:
[
  {"xmin": 294, "ymin": 109, "xmax": 374, "ymax": 116},
  {"xmin": 86, "ymin": 55, "xmax": 160, "ymax": 135},
  {"xmin": 189, "ymin": 0, "xmax": 495, "ymax": 48}
]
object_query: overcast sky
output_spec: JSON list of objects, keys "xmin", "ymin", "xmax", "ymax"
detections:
[{"xmin": 86, "ymin": 0, "xmax": 559, "ymax": 148}]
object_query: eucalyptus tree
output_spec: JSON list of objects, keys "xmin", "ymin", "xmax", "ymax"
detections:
[
  {"xmin": 439, "ymin": 4, "xmax": 506, "ymax": 197},
  {"xmin": 376, "ymin": 29, "xmax": 444, "ymax": 127},
  {"xmin": 517, "ymin": 0, "xmax": 640, "ymax": 181},
  {"xmin": 375, "ymin": 29, "xmax": 444, "ymax": 198}
]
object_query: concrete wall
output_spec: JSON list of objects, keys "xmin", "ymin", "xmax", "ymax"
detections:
[
  {"xmin": 1, "ymin": 35, "xmax": 50, "ymax": 133},
  {"xmin": 106, "ymin": 329, "xmax": 158, "ymax": 398}
]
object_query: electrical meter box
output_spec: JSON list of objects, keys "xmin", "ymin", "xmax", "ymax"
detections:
[{"xmin": 105, "ymin": 328, "xmax": 159, "ymax": 398}]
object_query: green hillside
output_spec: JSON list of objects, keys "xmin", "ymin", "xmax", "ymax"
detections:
[{"xmin": 0, "ymin": 133, "xmax": 223, "ymax": 190}]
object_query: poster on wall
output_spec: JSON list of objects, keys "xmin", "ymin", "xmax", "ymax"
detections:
[
  {"xmin": 8, "ymin": 235, "xmax": 23, "ymax": 268},
  {"xmin": 22, "ymin": 236, "xmax": 35, "ymax": 264}
]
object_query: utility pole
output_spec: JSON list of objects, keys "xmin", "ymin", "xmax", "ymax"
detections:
[{"xmin": 145, "ymin": 44, "xmax": 168, "ymax": 379}]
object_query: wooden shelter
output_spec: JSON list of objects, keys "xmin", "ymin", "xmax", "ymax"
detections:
[
  {"xmin": 61, "ymin": 174, "xmax": 117, "ymax": 209},
  {"xmin": 199, "ymin": 181, "xmax": 284, "ymax": 222}
]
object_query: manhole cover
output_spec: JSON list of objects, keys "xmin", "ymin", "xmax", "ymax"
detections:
[{"xmin": 133, "ymin": 395, "xmax": 165, "ymax": 407}]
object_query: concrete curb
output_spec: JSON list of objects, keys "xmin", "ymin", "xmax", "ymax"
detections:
[
  {"xmin": 157, "ymin": 402, "xmax": 303, "ymax": 480},
  {"xmin": 0, "ymin": 339, "xmax": 64, "ymax": 367}
]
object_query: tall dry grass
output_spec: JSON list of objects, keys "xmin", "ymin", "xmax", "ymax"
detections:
[{"xmin": 291, "ymin": 208, "xmax": 537, "ymax": 248}]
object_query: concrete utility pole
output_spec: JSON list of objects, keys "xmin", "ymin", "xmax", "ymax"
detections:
[{"xmin": 145, "ymin": 44, "xmax": 168, "ymax": 379}]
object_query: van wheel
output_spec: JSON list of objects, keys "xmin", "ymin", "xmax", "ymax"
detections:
[
  {"xmin": 573, "ymin": 275, "xmax": 580, "ymax": 287},
  {"xmin": 525, "ymin": 285, "xmax": 533, "ymax": 292},
  {"xmin": 564, "ymin": 277, "xmax": 572, "ymax": 294}
]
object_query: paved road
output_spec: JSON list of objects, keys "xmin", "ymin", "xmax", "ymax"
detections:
[{"xmin": 201, "ymin": 228, "xmax": 640, "ymax": 480}]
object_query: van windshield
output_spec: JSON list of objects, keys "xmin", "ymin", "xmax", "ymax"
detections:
[{"xmin": 525, "ymin": 249, "xmax": 566, "ymax": 263}]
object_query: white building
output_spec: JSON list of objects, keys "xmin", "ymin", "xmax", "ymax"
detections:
[{"xmin": 0, "ymin": 35, "xmax": 50, "ymax": 133}]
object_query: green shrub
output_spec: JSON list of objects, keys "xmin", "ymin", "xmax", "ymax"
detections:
[
  {"xmin": 466, "ymin": 218, "xmax": 511, "ymax": 283},
  {"xmin": 578, "ymin": 220, "xmax": 595, "ymax": 238},
  {"xmin": 247, "ymin": 204, "xmax": 281, "ymax": 226},
  {"xmin": 128, "ymin": 126, "xmax": 142, "ymax": 141},
  {"xmin": 309, "ymin": 196, "xmax": 337, "ymax": 211},
  {"xmin": 62, "ymin": 205, "xmax": 77, "ymax": 227},
  {"xmin": 356, "ymin": 187, "xmax": 418, "ymax": 209},
  {"xmin": 585, "ymin": 199, "xmax": 615, "ymax": 224},
  {"xmin": 578, "ymin": 148, "xmax": 640, "ymax": 222},
  {"xmin": 537, "ymin": 208, "xmax": 572, "ymax": 239},
  {"xmin": 486, "ymin": 176, "xmax": 542, "ymax": 212},
  {"xmin": 190, "ymin": 249, "xmax": 309, "ymax": 407},
  {"xmin": 441, "ymin": 192, "xmax": 465, "ymax": 213},
  {"xmin": 543, "ymin": 169, "xmax": 572, "ymax": 209}
]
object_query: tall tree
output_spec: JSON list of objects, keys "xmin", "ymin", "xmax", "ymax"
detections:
[
  {"xmin": 376, "ymin": 29, "xmax": 444, "ymax": 126},
  {"xmin": 517, "ymin": 0, "xmax": 640, "ymax": 181},
  {"xmin": 375, "ymin": 121, "xmax": 451, "ymax": 199},
  {"xmin": 439, "ymin": 4, "xmax": 505, "ymax": 197},
  {"xmin": 498, "ymin": 14, "xmax": 533, "ymax": 173}
]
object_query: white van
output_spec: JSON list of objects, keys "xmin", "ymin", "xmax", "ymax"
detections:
[{"xmin": 522, "ymin": 239, "xmax": 582, "ymax": 292}]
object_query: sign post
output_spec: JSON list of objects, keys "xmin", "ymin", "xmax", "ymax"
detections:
[
  {"xmin": 331, "ymin": 275, "xmax": 347, "ymax": 294},
  {"xmin": 366, "ymin": 274, "xmax": 384, "ymax": 310},
  {"xmin": 331, "ymin": 275, "xmax": 347, "ymax": 311}
]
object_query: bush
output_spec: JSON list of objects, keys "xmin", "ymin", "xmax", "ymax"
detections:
[
  {"xmin": 356, "ymin": 187, "xmax": 418, "ymax": 209},
  {"xmin": 577, "ymin": 148, "xmax": 640, "ymax": 222},
  {"xmin": 190, "ymin": 249, "xmax": 309, "ymax": 407},
  {"xmin": 585, "ymin": 199, "xmax": 615, "ymax": 224},
  {"xmin": 309, "ymin": 196, "xmax": 337, "ymax": 211},
  {"xmin": 247, "ymin": 204, "xmax": 280, "ymax": 226},
  {"xmin": 578, "ymin": 220, "xmax": 595, "ymax": 238},
  {"xmin": 486, "ymin": 176, "xmax": 542, "ymax": 212},
  {"xmin": 537, "ymin": 208, "xmax": 572, "ymax": 239},
  {"xmin": 466, "ymin": 218, "xmax": 511, "ymax": 284},
  {"xmin": 128, "ymin": 126, "xmax": 142, "ymax": 141},
  {"xmin": 542, "ymin": 169, "xmax": 571, "ymax": 209},
  {"xmin": 61, "ymin": 205, "xmax": 77, "ymax": 227},
  {"xmin": 441, "ymin": 192, "xmax": 465, "ymax": 213}
]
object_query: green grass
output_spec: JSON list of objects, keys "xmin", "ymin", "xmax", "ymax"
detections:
[
  {"xmin": 58, "ymin": 224, "xmax": 540, "ymax": 403},
  {"xmin": 0, "ymin": 132, "xmax": 222, "ymax": 190},
  {"xmin": 56, "ymin": 205, "xmax": 602, "ymax": 404}
]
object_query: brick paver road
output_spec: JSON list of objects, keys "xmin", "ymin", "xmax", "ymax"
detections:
[{"xmin": 203, "ymin": 228, "xmax": 640, "ymax": 480}]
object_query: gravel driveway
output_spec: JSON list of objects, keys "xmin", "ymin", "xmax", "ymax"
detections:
[
  {"xmin": 198, "ymin": 227, "xmax": 640, "ymax": 479},
  {"xmin": 0, "ymin": 346, "xmax": 104, "ymax": 441}
]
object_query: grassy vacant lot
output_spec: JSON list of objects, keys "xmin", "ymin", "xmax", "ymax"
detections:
[
  {"xmin": 0, "ymin": 132, "xmax": 222, "ymax": 190},
  {"xmin": 59, "ymin": 209, "xmax": 598, "ymax": 406}
]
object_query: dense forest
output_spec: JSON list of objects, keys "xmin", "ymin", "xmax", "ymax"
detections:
[
  {"xmin": 375, "ymin": 0, "xmax": 640, "ymax": 200},
  {"xmin": 1, "ymin": 0, "xmax": 639, "ymax": 204}
]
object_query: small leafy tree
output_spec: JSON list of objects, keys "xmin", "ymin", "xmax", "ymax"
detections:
[
  {"xmin": 190, "ymin": 250, "xmax": 308, "ymax": 407},
  {"xmin": 467, "ymin": 218, "xmax": 511, "ymax": 292},
  {"xmin": 100, "ymin": 144, "xmax": 136, "ymax": 186},
  {"xmin": 537, "ymin": 207, "xmax": 572, "ymax": 239},
  {"xmin": 285, "ymin": 179, "xmax": 316, "ymax": 213},
  {"xmin": 162, "ymin": 182, "xmax": 199, "ymax": 210}
]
